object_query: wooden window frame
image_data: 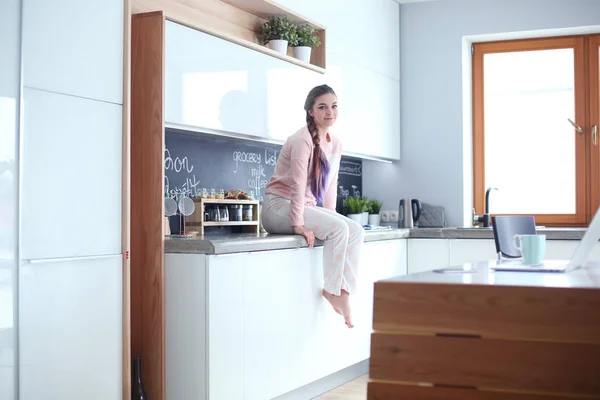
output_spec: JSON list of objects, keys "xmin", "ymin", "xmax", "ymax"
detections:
[
  {"xmin": 589, "ymin": 35, "xmax": 600, "ymax": 224},
  {"xmin": 472, "ymin": 35, "xmax": 600, "ymax": 227}
]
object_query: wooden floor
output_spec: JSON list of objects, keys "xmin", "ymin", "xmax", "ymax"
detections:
[{"xmin": 313, "ymin": 374, "xmax": 368, "ymax": 400}]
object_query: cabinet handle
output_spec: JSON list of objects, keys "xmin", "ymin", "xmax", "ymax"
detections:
[
  {"xmin": 245, "ymin": 248, "xmax": 300, "ymax": 256},
  {"xmin": 22, "ymin": 254, "xmax": 120, "ymax": 264},
  {"xmin": 593, "ymin": 124, "xmax": 598, "ymax": 146}
]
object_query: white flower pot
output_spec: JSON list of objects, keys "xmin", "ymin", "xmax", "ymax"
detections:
[
  {"xmin": 293, "ymin": 46, "xmax": 312, "ymax": 63},
  {"xmin": 361, "ymin": 212, "xmax": 369, "ymax": 226},
  {"xmin": 368, "ymin": 214, "xmax": 381, "ymax": 227},
  {"xmin": 268, "ymin": 39, "xmax": 288, "ymax": 54},
  {"xmin": 347, "ymin": 214, "xmax": 363, "ymax": 225}
]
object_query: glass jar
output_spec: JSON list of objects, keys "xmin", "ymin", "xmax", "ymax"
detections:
[
  {"xmin": 242, "ymin": 204, "xmax": 253, "ymax": 221},
  {"xmin": 219, "ymin": 205, "xmax": 229, "ymax": 221},
  {"xmin": 228, "ymin": 204, "xmax": 243, "ymax": 221},
  {"xmin": 209, "ymin": 205, "xmax": 220, "ymax": 222}
]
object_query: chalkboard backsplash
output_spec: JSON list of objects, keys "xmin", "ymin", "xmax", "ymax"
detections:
[{"xmin": 165, "ymin": 127, "xmax": 362, "ymax": 233}]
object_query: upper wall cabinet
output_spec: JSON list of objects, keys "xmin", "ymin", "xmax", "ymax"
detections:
[
  {"xmin": 165, "ymin": 21, "xmax": 322, "ymax": 141},
  {"xmin": 275, "ymin": 0, "xmax": 400, "ymax": 80},
  {"xmin": 21, "ymin": 88, "xmax": 122, "ymax": 260},
  {"xmin": 22, "ymin": 0, "xmax": 124, "ymax": 104},
  {"xmin": 324, "ymin": 52, "xmax": 400, "ymax": 160}
]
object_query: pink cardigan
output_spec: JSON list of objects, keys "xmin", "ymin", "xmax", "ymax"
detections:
[{"xmin": 265, "ymin": 125, "xmax": 342, "ymax": 226}]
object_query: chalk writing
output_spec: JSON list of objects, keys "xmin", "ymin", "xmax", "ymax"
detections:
[
  {"xmin": 233, "ymin": 150, "xmax": 262, "ymax": 173},
  {"xmin": 165, "ymin": 149, "xmax": 194, "ymax": 173},
  {"xmin": 231, "ymin": 149, "xmax": 278, "ymax": 202},
  {"xmin": 339, "ymin": 160, "xmax": 362, "ymax": 176},
  {"xmin": 264, "ymin": 149, "xmax": 277, "ymax": 166},
  {"xmin": 165, "ymin": 149, "xmax": 199, "ymax": 199}
]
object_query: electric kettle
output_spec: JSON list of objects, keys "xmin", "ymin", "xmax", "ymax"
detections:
[{"xmin": 398, "ymin": 198, "xmax": 422, "ymax": 228}]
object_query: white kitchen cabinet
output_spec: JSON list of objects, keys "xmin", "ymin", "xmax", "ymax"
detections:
[
  {"xmin": 264, "ymin": 66, "xmax": 322, "ymax": 141},
  {"xmin": 19, "ymin": 255, "xmax": 122, "ymax": 400},
  {"xmin": 207, "ymin": 253, "xmax": 245, "ymax": 400},
  {"xmin": 166, "ymin": 21, "xmax": 321, "ymax": 141},
  {"xmin": 325, "ymin": 52, "xmax": 400, "ymax": 160},
  {"xmin": 0, "ymin": 1, "xmax": 20, "ymax": 399},
  {"xmin": 22, "ymin": 0, "xmax": 124, "ymax": 104},
  {"xmin": 407, "ymin": 239, "xmax": 450, "ymax": 274},
  {"xmin": 165, "ymin": 252, "xmax": 245, "ymax": 400},
  {"xmin": 242, "ymin": 240, "xmax": 406, "ymax": 400},
  {"xmin": 448, "ymin": 239, "xmax": 497, "ymax": 265},
  {"xmin": 165, "ymin": 253, "xmax": 209, "ymax": 400},
  {"xmin": 545, "ymin": 240, "xmax": 600, "ymax": 262},
  {"xmin": 275, "ymin": 0, "xmax": 400, "ymax": 80},
  {"xmin": 20, "ymin": 88, "xmax": 122, "ymax": 260},
  {"xmin": 165, "ymin": 20, "xmax": 400, "ymax": 160},
  {"xmin": 164, "ymin": 238, "xmax": 408, "ymax": 400},
  {"xmin": 242, "ymin": 248, "xmax": 314, "ymax": 400},
  {"xmin": 545, "ymin": 240, "xmax": 580, "ymax": 259}
]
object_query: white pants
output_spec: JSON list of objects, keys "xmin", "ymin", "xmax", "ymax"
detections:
[{"xmin": 261, "ymin": 193, "xmax": 364, "ymax": 295}]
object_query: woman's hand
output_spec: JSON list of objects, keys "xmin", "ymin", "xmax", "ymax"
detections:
[{"xmin": 293, "ymin": 226, "xmax": 315, "ymax": 248}]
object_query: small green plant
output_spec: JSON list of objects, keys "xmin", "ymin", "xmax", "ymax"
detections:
[
  {"xmin": 368, "ymin": 199, "xmax": 382, "ymax": 215},
  {"xmin": 289, "ymin": 23, "xmax": 321, "ymax": 48},
  {"xmin": 259, "ymin": 16, "xmax": 295, "ymax": 44},
  {"xmin": 344, "ymin": 196, "xmax": 364, "ymax": 215}
]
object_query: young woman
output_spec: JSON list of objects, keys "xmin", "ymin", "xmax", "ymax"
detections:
[{"xmin": 261, "ymin": 84, "xmax": 364, "ymax": 328}]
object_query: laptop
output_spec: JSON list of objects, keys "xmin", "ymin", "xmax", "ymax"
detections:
[{"xmin": 491, "ymin": 207, "xmax": 600, "ymax": 273}]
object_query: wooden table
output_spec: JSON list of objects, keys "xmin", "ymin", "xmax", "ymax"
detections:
[{"xmin": 368, "ymin": 260, "xmax": 600, "ymax": 400}]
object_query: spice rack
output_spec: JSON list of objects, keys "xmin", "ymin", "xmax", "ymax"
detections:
[{"xmin": 185, "ymin": 198, "xmax": 260, "ymax": 235}]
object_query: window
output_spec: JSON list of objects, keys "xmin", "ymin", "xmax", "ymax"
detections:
[{"xmin": 472, "ymin": 35, "xmax": 600, "ymax": 226}]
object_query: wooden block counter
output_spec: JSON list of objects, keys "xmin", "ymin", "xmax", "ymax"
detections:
[{"xmin": 368, "ymin": 260, "xmax": 600, "ymax": 400}]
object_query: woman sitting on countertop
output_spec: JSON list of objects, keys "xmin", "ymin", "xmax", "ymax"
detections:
[{"xmin": 261, "ymin": 84, "xmax": 364, "ymax": 329}]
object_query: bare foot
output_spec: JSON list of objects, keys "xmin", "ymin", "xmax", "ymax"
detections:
[
  {"xmin": 322, "ymin": 289, "xmax": 342, "ymax": 315},
  {"xmin": 322, "ymin": 289, "xmax": 354, "ymax": 328}
]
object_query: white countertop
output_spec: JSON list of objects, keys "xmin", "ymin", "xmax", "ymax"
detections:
[{"xmin": 382, "ymin": 260, "xmax": 600, "ymax": 289}]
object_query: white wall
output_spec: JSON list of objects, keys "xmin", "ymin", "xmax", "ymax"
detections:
[{"xmin": 363, "ymin": 0, "xmax": 600, "ymax": 226}]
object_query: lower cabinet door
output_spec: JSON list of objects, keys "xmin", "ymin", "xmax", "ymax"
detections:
[
  {"xmin": 408, "ymin": 239, "xmax": 451, "ymax": 274},
  {"xmin": 206, "ymin": 253, "xmax": 245, "ymax": 400},
  {"xmin": 448, "ymin": 239, "xmax": 497, "ymax": 265},
  {"xmin": 241, "ymin": 248, "xmax": 313, "ymax": 400},
  {"xmin": 19, "ymin": 255, "xmax": 122, "ymax": 400}
]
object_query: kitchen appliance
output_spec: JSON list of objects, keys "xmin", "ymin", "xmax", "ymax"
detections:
[
  {"xmin": 398, "ymin": 198, "xmax": 422, "ymax": 228},
  {"xmin": 418, "ymin": 202, "xmax": 446, "ymax": 228}
]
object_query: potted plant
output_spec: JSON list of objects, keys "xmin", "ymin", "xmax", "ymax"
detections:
[
  {"xmin": 289, "ymin": 23, "xmax": 321, "ymax": 63},
  {"xmin": 259, "ymin": 16, "xmax": 295, "ymax": 54},
  {"xmin": 344, "ymin": 196, "xmax": 364, "ymax": 225},
  {"xmin": 360, "ymin": 197, "xmax": 369, "ymax": 226},
  {"xmin": 368, "ymin": 199, "xmax": 382, "ymax": 226}
]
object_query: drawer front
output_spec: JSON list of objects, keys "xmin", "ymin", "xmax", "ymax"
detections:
[
  {"xmin": 373, "ymin": 282, "xmax": 600, "ymax": 344},
  {"xmin": 370, "ymin": 333, "xmax": 600, "ymax": 396}
]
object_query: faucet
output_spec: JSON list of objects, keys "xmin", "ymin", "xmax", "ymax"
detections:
[{"xmin": 472, "ymin": 187, "xmax": 498, "ymax": 227}]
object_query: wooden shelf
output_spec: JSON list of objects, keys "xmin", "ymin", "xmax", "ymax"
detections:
[
  {"xmin": 132, "ymin": 0, "xmax": 326, "ymax": 73},
  {"xmin": 194, "ymin": 198, "xmax": 258, "ymax": 204},
  {"xmin": 203, "ymin": 221, "xmax": 259, "ymax": 226},
  {"xmin": 185, "ymin": 197, "xmax": 260, "ymax": 234}
]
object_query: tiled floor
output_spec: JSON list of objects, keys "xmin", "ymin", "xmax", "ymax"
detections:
[{"xmin": 313, "ymin": 374, "xmax": 368, "ymax": 400}]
